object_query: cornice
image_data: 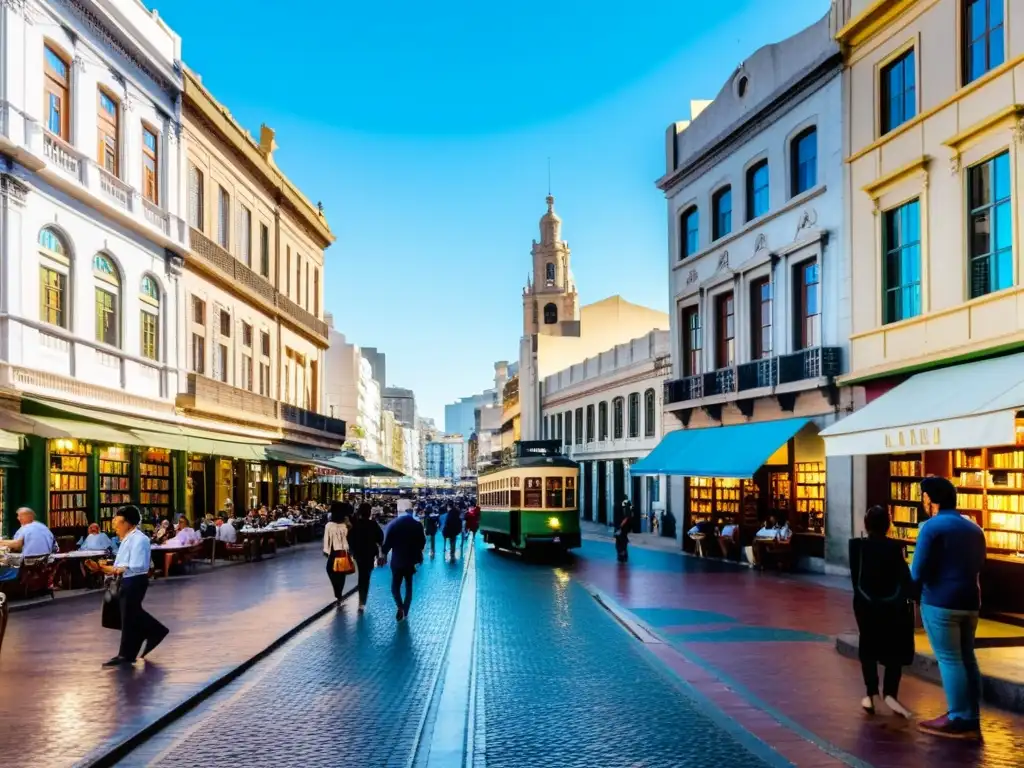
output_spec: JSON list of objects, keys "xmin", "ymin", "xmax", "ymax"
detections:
[{"xmin": 836, "ymin": 0, "xmax": 918, "ymax": 51}]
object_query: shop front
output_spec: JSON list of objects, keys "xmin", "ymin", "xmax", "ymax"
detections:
[
  {"xmin": 821, "ymin": 352, "xmax": 1024, "ymax": 613},
  {"xmin": 632, "ymin": 417, "xmax": 828, "ymax": 562}
]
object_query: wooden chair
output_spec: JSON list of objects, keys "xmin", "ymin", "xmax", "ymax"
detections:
[
  {"xmin": 56, "ymin": 536, "xmax": 77, "ymax": 554},
  {"xmin": 4, "ymin": 556, "xmax": 57, "ymax": 600}
]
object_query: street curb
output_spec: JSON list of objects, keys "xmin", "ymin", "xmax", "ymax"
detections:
[
  {"xmin": 80, "ymin": 586, "xmax": 357, "ymax": 768},
  {"xmin": 836, "ymin": 632, "xmax": 1024, "ymax": 714}
]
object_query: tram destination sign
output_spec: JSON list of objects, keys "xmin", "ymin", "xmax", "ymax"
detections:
[{"xmin": 513, "ymin": 440, "xmax": 563, "ymax": 459}]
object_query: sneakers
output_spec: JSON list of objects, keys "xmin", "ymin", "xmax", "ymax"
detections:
[
  {"xmin": 861, "ymin": 696, "xmax": 878, "ymax": 715},
  {"xmin": 918, "ymin": 714, "xmax": 981, "ymax": 739}
]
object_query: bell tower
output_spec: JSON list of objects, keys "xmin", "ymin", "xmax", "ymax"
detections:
[{"xmin": 522, "ymin": 195, "xmax": 580, "ymax": 337}]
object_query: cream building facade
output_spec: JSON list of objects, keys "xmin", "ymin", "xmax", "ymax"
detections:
[
  {"xmin": 541, "ymin": 331, "xmax": 670, "ymax": 526},
  {"xmin": 323, "ymin": 321, "xmax": 382, "ymax": 463}
]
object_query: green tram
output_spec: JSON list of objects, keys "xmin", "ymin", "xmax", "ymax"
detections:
[{"xmin": 478, "ymin": 440, "xmax": 581, "ymax": 552}]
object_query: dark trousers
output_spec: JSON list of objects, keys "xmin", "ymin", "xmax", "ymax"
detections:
[
  {"xmin": 861, "ymin": 659, "xmax": 902, "ymax": 698},
  {"xmin": 446, "ymin": 536, "xmax": 458, "ymax": 558},
  {"xmin": 326, "ymin": 553, "xmax": 347, "ymax": 600},
  {"xmin": 118, "ymin": 576, "xmax": 167, "ymax": 661},
  {"xmin": 355, "ymin": 557, "xmax": 374, "ymax": 605},
  {"xmin": 428, "ymin": 533, "xmax": 436, "ymax": 555},
  {"xmin": 391, "ymin": 567, "xmax": 414, "ymax": 611}
]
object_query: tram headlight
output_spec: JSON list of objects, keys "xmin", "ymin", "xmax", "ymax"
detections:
[{"xmin": 547, "ymin": 517, "xmax": 561, "ymax": 529}]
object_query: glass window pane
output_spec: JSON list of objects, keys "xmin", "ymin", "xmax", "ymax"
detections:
[{"xmin": 994, "ymin": 151, "xmax": 1011, "ymax": 201}]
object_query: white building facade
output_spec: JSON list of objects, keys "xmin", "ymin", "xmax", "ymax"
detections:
[
  {"xmin": 653, "ymin": 13, "xmax": 854, "ymax": 568},
  {"xmin": 1, "ymin": 0, "xmax": 186, "ymax": 411},
  {"xmin": 324, "ymin": 323, "xmax": 382, "ymax": 462},
  {"xmin": 541, "ymin": 331, "xmax": 670, "ymax": 527}
]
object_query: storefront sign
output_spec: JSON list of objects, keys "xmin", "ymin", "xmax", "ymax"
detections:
[{"xmin": 884, "ymin": 427, "xmax": 941, "ymax": 449}]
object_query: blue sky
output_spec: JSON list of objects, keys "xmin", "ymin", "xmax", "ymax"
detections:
[{"xmin": 158, "ymin": 0, "xmax": 830, "ymax": 425}]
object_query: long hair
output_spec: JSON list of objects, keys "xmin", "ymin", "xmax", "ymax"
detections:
[
  {"xmin": 357, "ymin": 502, "xmax": 372, "ymax": 520},
  {"xmin": 330, "ymin": 500, "xmax": 353, "ymax": 525}
]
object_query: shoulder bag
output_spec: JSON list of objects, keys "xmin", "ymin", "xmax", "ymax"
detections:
[{"xmin": 855, "ymin": 543, "xmax": 904, "ymax": 604}]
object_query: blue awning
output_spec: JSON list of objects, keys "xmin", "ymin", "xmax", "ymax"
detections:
[{"xmin": 631, "ymin": 418, "xmax": 812, "ymax": 477}]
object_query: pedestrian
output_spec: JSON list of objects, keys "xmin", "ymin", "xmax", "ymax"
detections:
[
  {"xmin": 323, "ymin": 501, "xmax": 354, "ymax": 606},
  {"xmin": 382, "ymin": 501, "xmax": 426, "ymax": 622},
  {"xmin": 442, "ymin": 503, "xmax": 462, "ymax": 560},
  {"xmin": 849, "ymin": 505, "xmax": 915, "ymax": 718},
  {"xmin": 913, "ymin": 476, "xmax": 986, "ymax": 739},
  {"xmin": 424, "ymin": 507, "xmax": 439, "ymax": 558},
  {"xmin": 348, "ymin": 502, "xmax": 384, "ymax": 613},
  {"xmin": 615, "ymin": 507, "xmax": 632, "ymax": 563},
  {"xmin": 465, "ymin": 504, "xmax": 480, "ymax": 541},
  {"xmin": 101, "ymin": 505, "xmax": 169, "ymax": 667}
]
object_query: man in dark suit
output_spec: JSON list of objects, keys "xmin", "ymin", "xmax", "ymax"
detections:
[{"xmin": 382, "ymin": 504, "xmax": 426, "ymax": 621}]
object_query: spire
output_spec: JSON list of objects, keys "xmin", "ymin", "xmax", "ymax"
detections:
[{"xmin": 539, "ymin": 194, "xmax": 562, "ymax": 246}]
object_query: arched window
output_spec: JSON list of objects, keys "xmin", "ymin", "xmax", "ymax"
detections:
[
  {"xmin": 628, "ymin": 393, "xmax": 640, "ymax": 438},
  {"xmin": 791, "ymin": 127, "xmax": 817, "ymax": 197},
  {"xmin": 93, "ymin": 253, "xmax": 120, "ymax": 347},
  {"xmin": 598, "ymin": 401, "xmax": 609, "ymax": 440},
  {"xmin": 746, "ymin": 160, "xmax": 769, "ymax": 221},
  {"xmin": 545, "ymin": 262, "xmax": 555, "ymax": 285},
  {"xmin": 612, "ymin": 396, "xmax": 624, "ymax": 440},
  {"xmin": 585, "ymin": 404, "xmax": 595, "ymax": 443},
  {"xmin": 644, "ymin": 388, "xmax": 656, "ymax": 437},
  {"xmin": 679, "ymin": 206, "xmax": 699, "ymax": 259},
  {"xmin": 140, "ymin": 275, "xmax": 160, "ymax": 360},
  {"xmin": 39, "ymin": 227, "xmax": 70, "ymax": 329},
  {"xmin": 544, "ymin": 303, "xmax": 557, "ymax": 325},
  {"xmin": 712, "ymin": 186, "xmax": 732, "ymax": 240}
]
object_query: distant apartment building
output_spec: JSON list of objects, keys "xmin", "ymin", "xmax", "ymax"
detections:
[
  {"xmin": 425, "ymin": 435, "xmax": 466, "ymax": 481},
  {"xmin": 382, "ymin": 386, "xmax": 416, "ymax": 426},
  {"xmin": 323, "ymin": 320, "xmax": 382, "ymax": 462}
]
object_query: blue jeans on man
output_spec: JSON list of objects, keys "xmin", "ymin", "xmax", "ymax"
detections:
[{"xmin": 920, "ymin": 605, "xmax": 981, "ymax": 722}]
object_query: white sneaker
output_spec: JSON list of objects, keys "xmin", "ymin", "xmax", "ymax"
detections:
[
  {"xmin": 861, "ymin": 696, "xmax": 876, "ymax": 714},
  {"xmin": 884, "ymin": 696, "xmax": 913, "ymax": 719}
]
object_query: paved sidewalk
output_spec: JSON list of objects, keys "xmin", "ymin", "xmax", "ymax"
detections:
[
  {"xmin": 572, "ymin": 540, "xmax": 1024, "ymax": 768},
  {"xmin": 0, "ymin": 545, "xmax": 338, "ymax": 768}
]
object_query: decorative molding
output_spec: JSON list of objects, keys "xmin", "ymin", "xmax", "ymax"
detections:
[
  {"xmin": 794, "ymin": 208, "xmax": 817, "ymax": 239},
  {"xmin": 685, "ymin": 269, "xmax": 699, "ymax": 285},
  {"xmin": 949, "ymin": 154, "xmax": 962, "ymax": 176},
  {"xmin": 862, "ymin": 155, "xmax": 930, "ymax": 199},
  {"xmin": 716, "ymin": 251, "xmax": 730, "ymax": 272},
  {"xmin": 1, "ymin": 0, "xmax": 27, "ymax": 14},
  {"xmin": 0, "ymin": 174, "xmax": 29, "ymax": 207},
  {"xmin": 72, "ymin": 54, "xmax": 87, "ymax": 71},
  {"xmin": 1013, "ymin": 119, "xmax": 1024, "ymax": 146},
  {"xmin": 754, "ymin": 233, "xmax": 767, "ymax": 252},
  {"xmin": 942, "ymin": 104, "xmax": 1024, "ymax": 154},
  {"xmin": 110, "ymin": 68, "xmax": 126, "ymax": 87}
]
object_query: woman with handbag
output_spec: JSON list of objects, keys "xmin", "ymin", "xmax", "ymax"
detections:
[
  {"xmin": 324, "ymin": 502, "xmax": 355, "ymax": 605},
  {"xmin": 849, "ymin": 505, "xmax": 915, "ymax": 718}
]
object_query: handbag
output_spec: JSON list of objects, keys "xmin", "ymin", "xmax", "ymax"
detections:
[
  {"xmin": 101, "ymin": 574, "xmax": 122, "ymax": 630},
  {"xmin": 332, "ymin": 551, "xmax": 355, "ymax": 575}
]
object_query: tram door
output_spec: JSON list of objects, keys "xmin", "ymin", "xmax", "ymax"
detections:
[
  {"xmin": 582, "ymin": 462, "xmax": 593, "ymax": 521},
  {"xmin": 597, "ymin": 462, "xmax": 608, "ymax": 524}
]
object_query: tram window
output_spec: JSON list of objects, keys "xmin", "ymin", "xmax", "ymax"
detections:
[
  {"xmin": 565, "ymin": 477, "xmax": 576, "ymax": 508},
  {"xmin": 504, "ymin": 491, "xmax": 509, "ymax": 506},
  {"xmin": 524, "ymin": 477, "xmax": 543, "ymax": 508},
  {"xmin": 511, "ymin": 489, "xmax": 521, "ymax": 507},
  {"xmin": 546, "ymin": 477, "xmax": 563, "ymax": 508}
]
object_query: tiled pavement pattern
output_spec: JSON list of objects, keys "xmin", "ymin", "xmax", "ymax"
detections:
[
  {"xmin": 473, "ymin": 548, "xmax": 782, "ymax": 768},
  {"xmin": 0, "ymin": 544, "xmax": 336, "ymax": 768},
  {"xmin": 571, "ymin": 540, "xmax": 1024, "ymax": 768},
  {"xmin": 114, "ymin": 551, "xmax": 468, "ymax": 768}
]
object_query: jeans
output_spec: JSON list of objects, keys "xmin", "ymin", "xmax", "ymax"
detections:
[
  {"xmin": 391, "ymin": 567, "xmax": 414, "ymax": 612},
  {"xmin": 920, "ymin": 604, "xmax": 981, "ymax": 721}
]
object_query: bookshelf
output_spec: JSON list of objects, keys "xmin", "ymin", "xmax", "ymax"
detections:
[
  {"xmin": 98, "ymin": 445, "xmax": 131, "ymax": 534},
  {"xmin": 794, "ymin": 461, "xmax": 826, "ymax": 533},
  {"xmin": 687, "ymin": 477, "xmax": 713, "ymax": 521},
  {"xmin": 49, "ymin": 439, "xmax": 91, "ymax": 532},
  {"xmin": 888, "ymin": 455, "xmax": 923, "ymax": 544},
  {"xmin": 687, "ymin": 477, "xmax": 758, "ymax": 525},
  {"xmin": 140, "ymin": 448, "xmax": 172, "ymax": 530}
]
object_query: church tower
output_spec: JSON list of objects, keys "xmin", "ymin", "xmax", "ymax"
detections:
[{"xmin": 522, "ymin": 195, "xmax": 580, "ymax": 338}]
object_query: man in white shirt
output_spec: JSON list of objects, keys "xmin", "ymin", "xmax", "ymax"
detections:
[
  {"xmin": 0, "ymin": 508, "xmax": 57, "ymax": 556},
  {"xmin": 102, "ymin": 505, "xmax": 168, "ymax": 667},
  {"xmin": 165, "ymin": 517, "xmax": 201, "ymax": 548},
  {"xmin": 396, "ymin": 495, "xmax": 413, "ymax": 515},
  {"xmin": 79, "ymin": 523, "xmax": 116, "ymax": 552},
  {"xmin": 216, "ymin": 515, "xmax": 237, "ymax": 544}
]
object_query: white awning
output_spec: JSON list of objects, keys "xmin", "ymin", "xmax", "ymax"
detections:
[{"xmin": 820, "ymin": 353, "xmax": 1024, "ymax": 457}]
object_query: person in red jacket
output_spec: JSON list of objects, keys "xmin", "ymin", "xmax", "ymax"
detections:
[{"xmin": 464, "ymin": 505, "xmax": 481, "ymax": 540}]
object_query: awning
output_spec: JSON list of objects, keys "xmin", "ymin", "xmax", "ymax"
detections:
[
  {"xmin": 0, "ymin": 429, "xmax": 21, "ymax": 453},
  {"xmin": 266, "ymin": 445, "xmax": 346, "ymax": 469},
  {"xmin": 630, "ymin": 418, "xmax": 812, "ymax": 477},
  {"xmin": 23, "ymin": 416, "xmax": 144, "ymax": 446},
  {"xmin": 820, "ymin": 353, "xmax": 1024, "ymax": 457}
]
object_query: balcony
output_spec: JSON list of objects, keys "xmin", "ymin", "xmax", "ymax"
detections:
[
  {"xmin": 181, "ymin": 373, "xmax": 278, "ymax": 420},
  {"xmin": 664, "ymin": 346, "xmax": 842, "ymax": 407},
  {"xmin": 189, "ymin": 228, "xmax": 328, "ymax": 340},
  {"xmin": 281, "ymin": 403, "xmax": 346, "ymax": 437},
  {"xmin": 43, "ymin": 132, "xmax": 84, "ymax": 182},
  {"xmin": 97, "ymin": 166, "xmax": 133, "ymax": 212}
]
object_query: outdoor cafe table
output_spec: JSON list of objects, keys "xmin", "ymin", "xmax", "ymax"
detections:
[
  {"xmin": 50, "ymin": 550, "xmax": 109, "ymax": 590},
  {"xmin": 239, "ymin": 529, "xmax": 277, "ymax": 561}
]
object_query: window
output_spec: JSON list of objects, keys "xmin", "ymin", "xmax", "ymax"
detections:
[
  {"xmin": 585, "ymin": 404, "xmax": 595, "ymax": 443},
  {"xmin": 564, "ymin": 411, "xmax": 572, "ymax": 447},
  {"xmin": 682, "ymin": 306, "xmax": 702, "ymax": 377},
  {"xmin": 44, "ymin": 44, "xmax": 70, "ymax": 140},
  {"xmin": 142, "ymin": 126, "xmax": 159, "ymax": 204},
  {"xmin": 38, "ymin": 227, "xmax": 69, "ymax": 329},
  {"xmin": 644, "ymin": 389, "xmax": 656, "ymax": 438},
  {"xmin": 544, "ymin": 303, "xmax": 557, "ymax": 324},
  {"xmin": 575, "ymin": 407, "xmax": 584, "ymax": 445},
  {"xmin": 313, "ymin": 268, "xmax": 320, "ymax": 316},
  {"xmin": 217, "ymin": 186, "xmax": 230, "ymax": 249},
  {"xmin": 216, "ymin": 344, "xmax": 228, "ymax": 383},
  {"xmin": 296, "ymin": 254, "xmax": 302, "ymax": 304},
  {"xmin": 793, "ymin": 259, "xmax": 821, "ymax": 350},
  {"xmin": 968, "ymin": 151, "xmax": 1012, "ymax": 298},
  {"xmin": 259, "ymin": 224, "xmax": 270, "ymax": 278},
  {"xmin": 628, "ymin": 393, "xmax": 640, "ymax": 438},
  {"xmin": 93, "ymin": 254, "xmax": 119, "ymax": 347},
  {"xmin": 188, "ymin": 164, "xmax": 204, "ymax": 231},
  {"xmin": 242, "ymin": 322, "xmax": 253, "ymax": 348},
  {"xmin": 598, "ymin": 401, "xmax": 609, "ymax": 440},
  {"xmin": 191, "ymin": 334, "xmax": 205, "ymax": 374},
  {"xmin": 261, "ymin": 330, "xmax": 271, "ymax": 357},
  {"xmin": 791, "ymin": 128, "xmax": 817, "ymax": 196},
  {"xmin": 555, "ymin": 413, "xmax": 562, "ymax": 441},
  {"xmin": 285, "ymin": 247, "xmax": 291, "ymax": 295},
  {"xmin": 565, "ymin": 477, "xmax": 576, "ymax": 508},
  {"xmin": 880, "ymin": 49, "xmax": 916, "ymax": 134},
  {"xmin": 882, "ymin": 199, "xmax": 922, "ymax": 323},
  {"xmin": 305, "ymin": 263, "xmax": 310, "ymax": 310},
  {"xmin": 242, "ymin": 353, "xmax": 254, "ymax": 391},
  {"xmin": 237, "ymin": 205, "xmax": 252, "ymax": 267},
  {"xmin": 750, "ymin": 277, "xmax": 772, "ymax": 359},
  {"xmin": 260, "ymin": 362, "xmax": 271, "ymax": 396},
  {"xmin": 963, "ymin": 0, "xmax": 1004, "ymax": 84},
  {"xmin": 192, "ymin": 296, "xmax": 206, "ymax": 325},
  {"xmin": 140, "ymin": 275, "xmax": 160, "ymax": 361},
  {"xmin": 545, "ymin": 262, "xmax": 555, "ymax": 285},
  {"xmin": 715, "ymin": 292, "xmax": 735, "ymax": 369},
  {"xmin": 546, "ymin": 478, "xmax": 563, "ymax": 508},
  {"xmin": 712, "ymin": 187, "xmax": 732, "ymax": 240},
  {"xmin": 612, "ymin": 397, "xmax": 624, "ymax": 440},
  {"xmin": 219, "ymin": 309, "xmax": 231, "ymax": 337},
  {"xmin": 97, "ymin": 89, "xmax": 119, "ymax": 175},
  {"xmin": 746, "ymin": 161, "xmax": 769, "ymax": 221},
  {"xmin": 680, "ymin": 207, "xmax": 699, "ymax": 259}
]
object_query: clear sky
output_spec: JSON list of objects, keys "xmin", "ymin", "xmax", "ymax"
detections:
[{"xmin": 157, "ymin": 0, "xmax": 830, "ymax": 425}]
